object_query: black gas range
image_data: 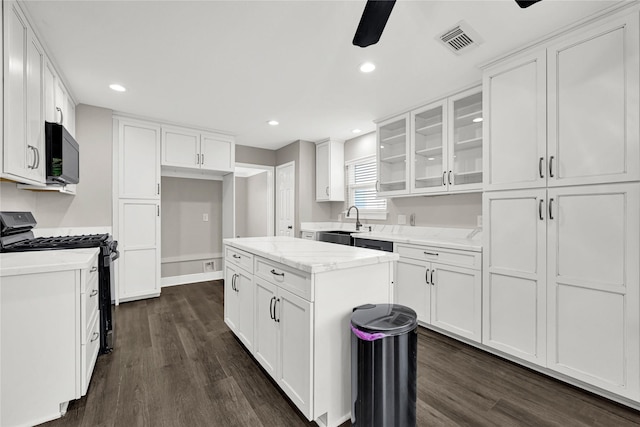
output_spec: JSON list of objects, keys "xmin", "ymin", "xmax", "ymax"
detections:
[{"xmin": 0, "ymin": 211, "xmax": 118, "ymax": 354}]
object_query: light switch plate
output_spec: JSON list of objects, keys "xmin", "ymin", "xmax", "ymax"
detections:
[
  {"xmin": 398, "ymin": 214, "xmax": 407, "ymax": 225},
  {"xmin": 203, "ymin": 213, "xmax": 209, "ymax": 222}
]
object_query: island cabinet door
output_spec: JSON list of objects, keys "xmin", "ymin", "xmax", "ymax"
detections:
[
  {"xmin": 224, "ymin": 264, "xmax": 240, "ymax": 333},
  {"xmin": 235, "ymin": 268, "xmax": 255, "ymax": 352},
  {"xmin": 395, "ymin": 258, "xmax": 430, "ymax": 323},
  {"xmin": 254, "ymin": 278, "xmax": 278, "ymax": 378},
  {"xmin": 277, "ymin": 288, "xmax": 313, "ymax": 420}
]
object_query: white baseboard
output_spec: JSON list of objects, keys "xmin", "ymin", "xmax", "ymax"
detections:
[{"xmin": 161, "ymin": 271, "xmax": 223, "ymax": 287}]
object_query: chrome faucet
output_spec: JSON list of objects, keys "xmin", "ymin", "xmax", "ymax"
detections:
[{"xmin": 347, "ymin": 205, "xmax": 362, "ymax": 231}]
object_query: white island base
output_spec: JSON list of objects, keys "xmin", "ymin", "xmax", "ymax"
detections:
[{"xmin": 223, "ymin": 237, "xmax": 398, "ymax": 427}]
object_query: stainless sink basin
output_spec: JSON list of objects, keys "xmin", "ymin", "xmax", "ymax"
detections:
[{"xmin": 317, "ymin": 230, "xmax": 356, "ymax": 245}]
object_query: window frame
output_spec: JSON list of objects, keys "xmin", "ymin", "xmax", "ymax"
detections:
[{"xmin": 343, "ymin": 155, "xmax": 388, "ymax": 221}]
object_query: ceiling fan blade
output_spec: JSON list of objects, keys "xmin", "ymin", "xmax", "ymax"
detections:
[
  {"xmin": 515, "ymin": 0, "xmax": 542, "ymax": 8},
  {"xmin": 352, "ymin": 0, "xmax": 396, "ymax": 48}
]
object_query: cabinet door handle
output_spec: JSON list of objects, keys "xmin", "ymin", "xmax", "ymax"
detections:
[
  {"xmin": 326, "ymin": 186, "xmax": 329, "ymax": 196},
  {"xmin": 56, "ymin": 106, "xmax": 64, "ymax": 125},
  {"xmin": 201, "ymin": 154, "xmax": 204, "ymax": 165},
  {"xmin": 549, "ymin": 156, "xmax": 555, "ymax": 178},
  {"xmin": 269, "ymin": 296, "xmax": 276, "ymax": 320},
  {"xmin": 431, "ymin": 269, "xmax": 435, "ymax": 286},
  {"xmin": 539, "ymin": 157, "xmax": 544, "ymax": 178},
  {"xmin": 90, "ymin": 266, "xmax": 98, "ymax": 273},
  {"xmin": 448, "ymin": 170, "xmax": 452, "ymax": 186},
  {"xmin": 27, "ymin": 146, "xmax": 35, "ymax": 169},
  {"xmin": 91, "ymin": 332, "xmax": 99, "ymax": 342},
  {"xmin": 270, "ymin": 269, "xmax": 285, "ymax": 277},
  {"xmin": 538, "ymin": 199, "xmax": 544, "ymax": 221},
  {"xmin": 231, "ymin": 274, "xmax": 236, "ymax": 291},
  {"xmin": 196, "ymin": 153, "xmax": 200, "ymax": 164},
  {"xmin": 232, "ymin": 254, "xmax": 241, "ymax": 259},
  {"xmin": 157, "ymin": 205, "xmax": 160, "ymax": 217},
  {"xmin": 34, "ymin": 147, "xmax": 40, "ymax": 169},
  {"xmin": 425, "ymin": 268, "xmax": 430, "ymax": 285},
  {"xmin": 423, "ymin": 251, "xmax": 439, "ymax": 256},
  {"xmin": 275, "ymin": 298, "xmax": 281, "ymax": 322},
  {"xmin": 90, "ymin": 289, "xmax": 98, "ymax": 297},
  {"xmin": 375, "ymin": 180, "xmax": 380, "ymax": 191},
  {"xmin": 549, "ymin": 198, "xmax": 555, "ymax": 220},
  {"xmin": 157, "ymin": 183, "xmax": 160, "ymax": 195},
  {"xmin": 442, "ymin": 171, "xmax": 446, "ymax": 186}
]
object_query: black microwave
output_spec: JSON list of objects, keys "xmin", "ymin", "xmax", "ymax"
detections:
[{"xmin": 45, "ymin": 122, "xmax": 79, "ymax": 184}]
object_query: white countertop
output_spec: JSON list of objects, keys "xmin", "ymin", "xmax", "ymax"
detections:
[
  {"xmin": 300, "ymin": 222, "xmax": 482, "ymax": 252},
  {"xmin": 223, "ymin": 236, "xmax": 398, "ymax": 274},
  {"xmin": 0, "ymin": 248, "xmax": 99, "ymax": 277}
]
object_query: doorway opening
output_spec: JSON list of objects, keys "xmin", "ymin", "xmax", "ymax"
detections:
[{"xmin": 234, "ymin": 163, "xmax": 275, "ymax": 237}]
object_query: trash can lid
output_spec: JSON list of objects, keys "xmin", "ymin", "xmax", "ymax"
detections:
[{"xmin": 351, "ymin": 303, "xmax": 418, "ymax": 336}]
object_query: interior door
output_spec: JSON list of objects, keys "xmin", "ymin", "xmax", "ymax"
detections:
[{"xmin": 276, "ymin": 161, "xmax": 295, "ymax": 237}]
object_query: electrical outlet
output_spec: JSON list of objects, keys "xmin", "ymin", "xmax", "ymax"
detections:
[
  {"xmin": 203, "ymin": 213, "xmax": 209, "ymax": 222},
  {"xmin": 203, "ymin": 260, "xmax": 215, "ymax": 272},
  {"xmin": 398, "ymin": 214, "xmax": 406, "ymax": 225},
  {"xmin": 477, "ymin": 215, "xmax": 482, "ymax": 227}
]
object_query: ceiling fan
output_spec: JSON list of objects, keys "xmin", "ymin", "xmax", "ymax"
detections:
[{"xmin": 352, "ymin": 0, "xmax": 543, "ymax": 48}]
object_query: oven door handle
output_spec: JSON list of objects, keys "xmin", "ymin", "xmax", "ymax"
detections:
[{"xmin": 110, "ymin": 247, "xmax": 120, "ymax": 261}]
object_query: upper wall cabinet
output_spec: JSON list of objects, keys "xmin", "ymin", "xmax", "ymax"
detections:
[
  {"xmin": 118, "ymin": 119, "xmax": 161, "ymax": 200},
  {"xmin": 44, "ymin": 58, "xmax": 76, "ymax": 138},
  {"xmin": 2, "ymin": 0, "xmax": 46, "ymax": 186},
  {"xmin": 377, "ymin": 86, "xmax": 483, "ymax": 198},
  {"xmin": 315, "ymin": 138, "xmax": 344, "ymax": 202},
  {"xmin": 483, "ymin": 10, "xmax": 639, "ymax": 191},
  {"xmin": 377, "ymin": 114, "xmax": 410, "ymax": 197},
  {"xmin": 161, "ymin": 125, "xmax": 235, "ymax": 175}
]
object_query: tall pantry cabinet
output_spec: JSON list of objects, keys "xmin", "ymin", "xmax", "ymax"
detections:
[
  {"xmin": 483, "ymin": 8, "xmax": 640, "ymax": 401},
  {"xmin": 114, "ymin": 118, "xmax": 162, "ymax": 302}
]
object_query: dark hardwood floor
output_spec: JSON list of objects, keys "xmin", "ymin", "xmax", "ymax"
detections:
[{"xmin": 42, "ymin": 281, "xmax": 640, "ymax": 427}]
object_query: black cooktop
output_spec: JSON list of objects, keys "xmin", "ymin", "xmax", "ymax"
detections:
[{"xmin": 1, "ymin": 233, "xmax": 112, "ymax": 252}]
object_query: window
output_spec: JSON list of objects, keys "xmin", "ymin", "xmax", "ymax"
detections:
[{"xmin": 345, "ymin": 155, "xmax": 387, "ymax": 220}]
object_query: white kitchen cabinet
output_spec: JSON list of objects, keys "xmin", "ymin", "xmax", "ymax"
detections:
[
  {"xmin": 547, "ymin": 13, "xmax": 639, "ymax": 187},
  {"xmin": 483, "ymin": 50, "xmax": 546, "ymax": 191},
  {"xmin": 44, "ymin": 57, "xmax": 76, "ymax": 137},
  {"xmin": 161, "ymin": 126, "xmax": 235, "ymax": 173},
  {"xmin": 399, "ymin": 87, "xmax": 483, "ymax": 196},
  {"xmin": 224, "ymin": 256, "xmax": 255, "ymax": 351},
  {"xmin": 377, "ymin": 114, "xmax": 410, "ymax": 196},
  {"xmin": 315, "ymin": 138, "xmax": 344, "ymax": 202},
  {"xmin": 546, "ymin": 183, "xmax": 640, "ymax": 400},
  {"xmin": 483, "ymin": 11, "xmax": 639, "ymax": 191},
  {"xmin": 254, "ymin": 277, "xmax": 278, "ymax": 377},
  {"xmin": 118, "ymin": 119, "xmax": 161, "ymax": 200},
  {"xmin": 2, "ymin": 0, "xmax": 46, "ymax": 185},
  {"xmin": 0, "ymin": 249, "xmax": 98, "ymax": 427},
  {"xmin": 394, "ymin": 243, "xmax": 482, "ymax": 343},
  {"xmin": 117, "ymin": 199, "xmax": 161, "ymax": 301},
  {"xmin": 482, "ymin": 189, "xmax": 547, "ymax": 364}
]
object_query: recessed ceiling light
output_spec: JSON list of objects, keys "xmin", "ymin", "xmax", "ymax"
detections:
[
  {"xmin": 472, "ymin": 117, "xmax": 483, "ymax": 123},
  {"xmin": 352, "ymin": 129, "xmax": 362, "ymax": 134},
  {"xmin": 267, "ymin": 120, "xmax": 279, "ymax": 126},
  {"xmin": 109, "ymin": 84, "xmax": 126, "ymax": 92},
  {"xmin": 359, "ymin": 62, "xmax": 376, "ymax": 73},
  {"xmin": 380, "ymin": 145, "xmax": 385, "ymax": 149},
  {"xmin": 428, "ymin": 157, "xmax": 435, "ymax": 161}
]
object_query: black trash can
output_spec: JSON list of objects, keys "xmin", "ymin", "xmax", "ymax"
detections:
[{"xmin": 351, "ymin": 303, "xmax": 418, "ymax": 427}]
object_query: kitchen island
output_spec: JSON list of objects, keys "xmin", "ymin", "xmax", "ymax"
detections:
[{"xmin": 223, "ymin": 236, "xmax": 398, "ymax": 427}]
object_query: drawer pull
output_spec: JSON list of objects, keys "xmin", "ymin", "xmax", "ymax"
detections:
[
  {"xmin": 423, "ymin": 252, "xmax": 439, "ymax": 256},
  {"xmin": 90, "ymin": 289, "xmax": 98, "ymax": 297},
  {"xmin": 91, "ymin": 332, "xmax": 99, "ymax": 342},
  {"xmin": 232, "ymin": 254, "xmax": 241, "ymax": 259},
  {"xmin": 90, "ymin": 266, "xmax": 98, "ymax": 273},
  {"xmin": 270, "ymin": 269, "xmax": 285, "ymax": 277}
]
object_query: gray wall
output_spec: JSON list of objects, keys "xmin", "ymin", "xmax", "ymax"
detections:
[
  {"xmin": 160, "ymin": 177, "xmax": 223, "ymax": 277},
  {"xmin": 332, "ymin": 131, "xmax": 482, "ymax": 228},
  {"xmin": 235, "ymin": 176, "xmax": 248, "ymax": 237},
  {"xmin": 246, "ymin": 171, "xmax": 269, "ymax": 236},
  {"xmin": 236, "ymin": 144, "xmax": 277, "ymax": 166},
  {"xmin": 275, "ymin": 140, "xmax": 332, "ymax": 234},
  {"xmin": 0, "ymin": 104, "xmax": 113, "ymax": 227}
]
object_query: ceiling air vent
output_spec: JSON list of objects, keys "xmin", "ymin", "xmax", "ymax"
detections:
[{"xmin": 437, "ymin": 21, "xmax": 483, "ymax": 55}]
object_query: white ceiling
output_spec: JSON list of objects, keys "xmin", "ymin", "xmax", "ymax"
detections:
[{"xmin": 23, "ymin": 0, "xmax": 620, "ymax": 150}]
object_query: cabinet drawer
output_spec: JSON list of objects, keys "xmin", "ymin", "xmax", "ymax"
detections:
[
  {"xmin": 81, "ymin": 311, "xmax": 100, "ymax": 396},
  {"xmin": 80, "ymin": 254, "xmax": 99, "ymax": 293},
  {"xmin": 396, "ymin": 243, "xmax": 481, "ymax": 270},
  {"xmin": 225, "ymin": 246, "xmax": 254, "ymax": 273},
  {"xmin": 82, "ymin": 273, "xmax": 100, "ymax": 335},
  {"xmin": 255, "ymin": 257, "xmax": 312, "ymax": 301},
  {"xmin": 300, "ymin": 231, "xmax": 316, "ymax": 240}
]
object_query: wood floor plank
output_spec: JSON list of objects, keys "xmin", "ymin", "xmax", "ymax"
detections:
[{"xmin": 40, "ymin": 281, "xmax": 640, "ymax": 427}]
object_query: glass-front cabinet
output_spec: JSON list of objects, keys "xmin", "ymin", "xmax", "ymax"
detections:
[
  {"xmin": 449, "ymin": 89, "xmax": 483, "ymax": 190},
  {"xmin": 411, "ymin": 100, "xmax": 447, "ymax": 193},
  {"xmin": 377, "ymin": 114, "xmax": 410, "ymax": 196}
]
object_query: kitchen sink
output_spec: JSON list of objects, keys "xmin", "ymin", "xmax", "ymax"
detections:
[{"xmin": 317, "ymin": 230, "xmax": 357, "ymax": 246}]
